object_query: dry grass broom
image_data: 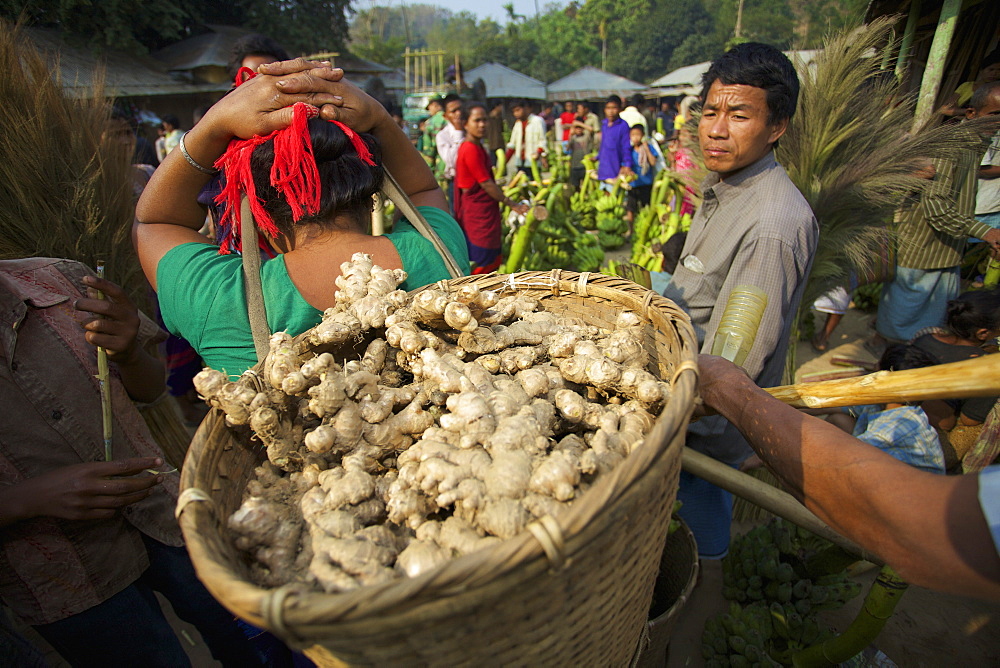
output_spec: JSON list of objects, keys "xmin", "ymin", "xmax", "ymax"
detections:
[{"xmin": 0, "ymin": 21, "xmax": 191, "ymax": 463}]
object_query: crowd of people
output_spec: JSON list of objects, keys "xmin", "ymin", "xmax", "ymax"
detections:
[{"xmin": 3, "ymin": 25, "xmax": 1000, "ymax": 667}]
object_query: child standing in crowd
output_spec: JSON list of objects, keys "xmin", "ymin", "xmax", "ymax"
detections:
[{"xmin": 625, "ymin": 124, "xmax": 661, "ymax": 235}]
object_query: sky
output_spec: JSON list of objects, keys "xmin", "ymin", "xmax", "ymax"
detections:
[{"xmin": 385, "ymin": 0, "xmax": 545, "ymax": 24}]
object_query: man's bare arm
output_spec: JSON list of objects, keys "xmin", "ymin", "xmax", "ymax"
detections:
[{"xmin": 697, "ymin": 354, "xmax": 1000, "ymax": 600}]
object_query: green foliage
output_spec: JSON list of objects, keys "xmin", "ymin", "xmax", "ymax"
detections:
[
  {"xmin": 1, "ymin": 0, "xmax": 190, "ymax": 53},
  {"xmin": 3, "ymin": 0, "xmax": 351, "ymax": 55},
  {"xmin": 667, "ymin": 32, "xmax": 724, "ymax": 71},
  {"xmin": 614, "ymin": 0, "xmax": 713, "ymax": 82},
  {"xmin": 241, "ymin": 0, "xmax": 350, "ymax": 55},
  {"xmin": 345, "ymin": 0, "xmax": 866, "ymax": 84}
]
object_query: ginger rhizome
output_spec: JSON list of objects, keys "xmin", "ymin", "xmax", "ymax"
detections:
[{"xmin": 195, "ymin": 253, "xmax": 668, "ymax": 593}]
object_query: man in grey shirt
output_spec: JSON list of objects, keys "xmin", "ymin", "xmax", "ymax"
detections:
[{"xmin": 663, "ymin": 43, "xmax": 818, "ymax": 557}]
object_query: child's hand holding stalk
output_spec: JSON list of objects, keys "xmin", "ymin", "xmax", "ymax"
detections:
[{"xmin": 74, "ymin": 274, "xmax": 167, "ymax": 406}]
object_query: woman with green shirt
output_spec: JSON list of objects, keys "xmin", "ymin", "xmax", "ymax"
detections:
[{"xmin": 135, "ymin": 61, "xmax": 469, "ymax": 377}]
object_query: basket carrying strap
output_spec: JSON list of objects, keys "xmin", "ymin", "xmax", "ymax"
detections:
[
  {"xmin": 380, "ymin": 169, "xmax": 463, "ymax": 279},
  {"xmin": 240, "ymin": 167, "xmax": 463, "ymax": 362},
  {"xmin": 241, "ymin": 196, "xmax": 271, "ymax": 362}
]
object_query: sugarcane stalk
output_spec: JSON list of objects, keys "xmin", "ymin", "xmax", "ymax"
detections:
[
  {"xmin": 765, "ymin": 353, "xmax": 1000, "ymax": 409},
  {"xmin": 530, "ymin": 157, "xmax": 542, "ymax": 185},
  {"xmin": 94, "ymin": 261, "xmax": 113, "ymax": 461},
  {"xmin": 792, "ymin": 565, "xmax": 908, "ymax": 667}
]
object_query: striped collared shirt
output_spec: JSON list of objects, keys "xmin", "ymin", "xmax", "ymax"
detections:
[{"xmin": 896, "ymin": 129, "xmax": 991, "ymax": 269}]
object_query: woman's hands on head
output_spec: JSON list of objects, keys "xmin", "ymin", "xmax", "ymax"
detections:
[{"xmin": 198, "ymin": 59, "xmax": 393, "ymax": 142}]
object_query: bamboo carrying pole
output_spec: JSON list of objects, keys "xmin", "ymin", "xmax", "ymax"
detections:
[{"xmin": 681, "ymin": 448, "xmax": 881, "ymax": 565}]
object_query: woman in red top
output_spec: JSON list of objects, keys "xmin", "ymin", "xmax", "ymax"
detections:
[{"xmin": 455, "ymin": 103, "xmax": 528, "ymax": 273}]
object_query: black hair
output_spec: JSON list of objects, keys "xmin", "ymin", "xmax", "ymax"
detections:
[
  {"xmin": 459, "ymin": 101, "xmax": 487, "ymax": 125},
  {"xmin": 982, "ymin": 50, "xmax": 1000, "ymax": 69},
  {"xmin": 701, "ymin": 42, "xmax": 799, "ymax": 124},
  {"xmin": 193, "ymin": 104, "xmax": 212, "ymax": 126},
  {"xmin": 442, "ymin": 93, "xmax": 462, "ymax": 106},
  {"xmin": 970, "ymin": 81, "xmax": 1000, "ymax": 110},
  {"xmin": 250, "ymin": 119, "xmax": 383, "ymax": 235},
  {"xmin": 510, "ymin": 98, "xmax": 526, "ymax": 109},
  {"xmin": 629, "ymin": 93, "xmax": 644, "ymax": 108},
  {"xmin": 111, "ymin": 103, "xmax": 137, "ymax": 130},
  {"xmin": 879, "ymin": 344, "xmax": 938, "ymax": 372},
  {"xmin": 944, "ymin": 288, "xmax": 1000, "ymax": 340},
  {"xmin": 161, "ymin": 114, "xmax": 180, "ymax": 130},
  {"xmin": 606, "ymin": 95, "xmax": 622, "ymax": 107},
  {"xmin": 629, "ymin": 124, "xmax": 645, "ymax": 134},
  {"xmin": 228, "ymin": 34, "xmax": 290, "ymax": 79}
]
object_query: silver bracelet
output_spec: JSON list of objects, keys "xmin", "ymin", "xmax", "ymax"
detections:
[{"xmin": 178, "ymin": 131, "xmax": 218, "ymax": 175}]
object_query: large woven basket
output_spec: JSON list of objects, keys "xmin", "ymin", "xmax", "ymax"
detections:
[{"xmin": 178, "ymin": 270, "xmax": 699, "ymax": 666}]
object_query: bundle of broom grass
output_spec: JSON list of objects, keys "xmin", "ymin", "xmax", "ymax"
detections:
[
  {"xmin": 776, "ymin": 17, "xmax": 997, "ymax": 373},
  {"xmin": 0, "ymin": 20, "xmax": 144, "ymax": 310},
  {"xmin": 0, "ymin": 21, "xmax": 191, "ymax": 466}
]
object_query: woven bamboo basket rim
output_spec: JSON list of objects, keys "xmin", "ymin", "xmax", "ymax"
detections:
[{"xmin": 178, "ymin": 269, "xmax": 699, "ymax": 639}]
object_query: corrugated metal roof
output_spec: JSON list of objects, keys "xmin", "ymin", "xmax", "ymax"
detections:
[
  {"xmin": 647, "ymin": 61, "xmax": 712, "ymax": 88},
  {"xmin": 153, "ymin": 25, "xmax": 248, "ymax": 71},
  {"xmin": 465, "ymin": 62, "xmax": 547, "ymax": 100},
  {"xmin": 333, "ymin": 54, "xmax": 395, "ymax": 75},
  {"xmin": 647, "ymin": 50, "xmax": 822, "ymax": 90},
  {"xmin": 27, "ymin": 29, "xmax": 229, "ymax": 98},
  {"xmin": 546, "ymin": 66, "xmax": 644, "ymax": 101}
]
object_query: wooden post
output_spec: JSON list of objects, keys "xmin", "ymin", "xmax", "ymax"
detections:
[
  {"xmin": 911, "ymin": 0, "xmax": 961, "ymax": 132},
  {"xmin": 895, "ymin": 0, "xmax": 922, "ymax": 81},
  {"xmin": 405, "ymin": 47, "xmax": 410, "ymax": 94}
]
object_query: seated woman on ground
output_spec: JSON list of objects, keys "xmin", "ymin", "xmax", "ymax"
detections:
[
  {"xmin": 911, "ymin": 288, "xmax": 1000, "ymax": 463},
  {"xmin": 822, "ymin": 344, "xmax": 946, "ymax": 475},
  {"xmin": 134, "ymin": 61, "xmax": 470, "ymax": 378}
]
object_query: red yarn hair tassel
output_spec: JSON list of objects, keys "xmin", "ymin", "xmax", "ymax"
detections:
[{"xmin": 271, "ymin": 103, "xmax": 321, "ymax": 223}]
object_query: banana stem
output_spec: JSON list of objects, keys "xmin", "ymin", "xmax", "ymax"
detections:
[
  {"xmin": 501, "ymin": 210, "xmax": 538, "ymax": 273},
  {"xmin": 792, "ymin": 566, "xmax": 908, "ymax": 667}
]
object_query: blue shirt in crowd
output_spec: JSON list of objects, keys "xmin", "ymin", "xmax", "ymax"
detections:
[{"xmin": 597, "ymin": 117, "xmax": 632, "ymax": 181}]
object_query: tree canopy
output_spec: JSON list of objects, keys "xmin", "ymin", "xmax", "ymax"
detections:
[
  {"xmin": 350, "ymin": 0, "xmax": 868, "ymax": 84},
  {"xmin": 3, "ymin": 0, "xmax": 868, "ymax": 83},
  {"xmin": 1, "ymin": 0, "xmax": 352, "ymax": 55}
]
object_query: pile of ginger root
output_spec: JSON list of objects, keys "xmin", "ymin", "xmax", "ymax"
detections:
[{"xmin": 194, "ymin": 253, "xmax": 671, "ymax": 594}]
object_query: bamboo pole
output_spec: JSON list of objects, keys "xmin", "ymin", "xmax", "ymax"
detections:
[
  {"xmin": 894, "ymin": 0, "xmax": 921, "ymax": 81},
  {"xmin": 764, "ymin": 354, "xmax": 1000, "ymax": 409},
  {"xmin": 912, "ymin": 0, "xmax": 961, "ymax": 131},
  {"xmin": 681, "ymin": 448, "xmax": 881, "ymax": 565}
]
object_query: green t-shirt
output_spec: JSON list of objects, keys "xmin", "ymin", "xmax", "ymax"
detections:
[{"xmin": 157, "ymin": 206, "xmax": 469, "ymax": 377}]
